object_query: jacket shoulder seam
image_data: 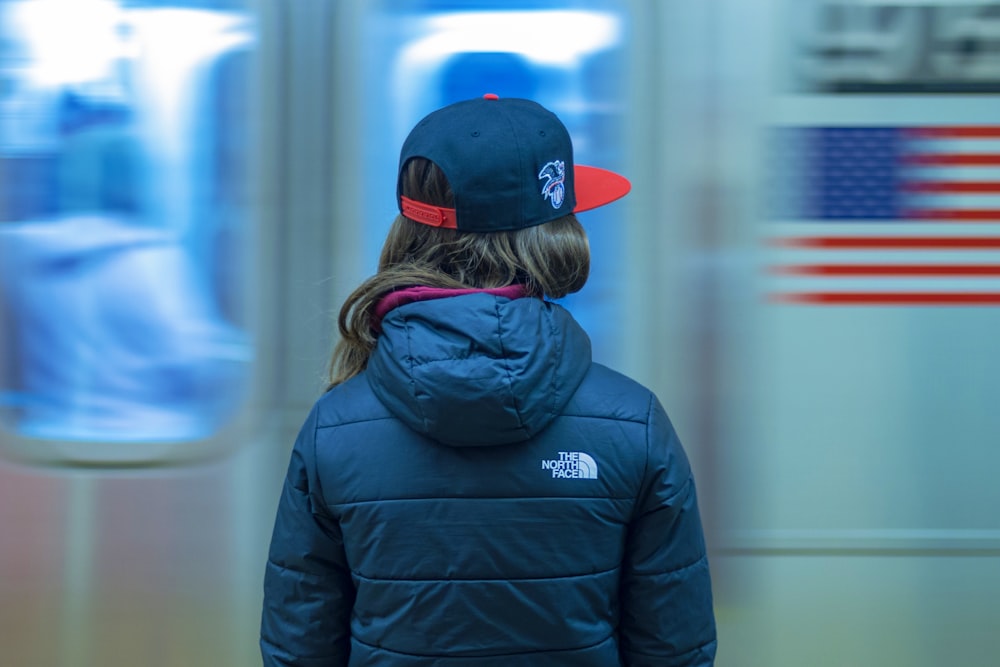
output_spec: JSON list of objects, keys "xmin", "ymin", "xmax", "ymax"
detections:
[
  {"xmin": 351, "ymin": 563, "xmax": 621, "ymax": 583},
  {"xmin": 559, "ymin": 413, "xmax": 646, "ymax": 425},
  {"xmin": 351, "ymin": 632, "xmax": 617, "ymax": 659},
  {"xmin": 315, "ymin": 416, "xmax": 396, "ymax": 430},
  {"xmin": 330, "ymin": 495, "xmax": 634, "ymax": 508}
]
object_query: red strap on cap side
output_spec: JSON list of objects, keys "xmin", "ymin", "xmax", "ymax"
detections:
[{"xmin": 400, "ymin": 196, "xmax": 458, "ymax": 229}]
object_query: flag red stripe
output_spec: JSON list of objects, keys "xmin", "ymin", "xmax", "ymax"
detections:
[
  {"xmin": 902, "ymin": 181, "xmax": 1000, "ymax": 193},
  {"xmin": 771, "ymin": 264, "xmax": 1000, "ymax": 276},
  {"xmin": 904, "ymin": 127, "xmax": 1000, "ymax": 139},
  {"xmin": 770, "ymin": 292, "xmax": 1000, "ymax": 305},
  {"xmin": 768, "ymin": 237, "xmax": 1000, "ymax": 249},
  {"xmin": 906, "ymin": 209, "xmax": 1000, "ymax": 221},
  {"xmin": 901, "ymin": 154, "xmax": 1000, "ymax": 166}
]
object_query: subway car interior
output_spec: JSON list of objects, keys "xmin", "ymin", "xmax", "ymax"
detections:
[{"xmin": 2, "ymin": 0, "xmax": 999, "ymax": 665}]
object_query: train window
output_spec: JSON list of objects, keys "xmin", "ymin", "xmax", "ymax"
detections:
[{"xmin": 0, "ymin": 0, "xmax": 256, "ymax": 464}]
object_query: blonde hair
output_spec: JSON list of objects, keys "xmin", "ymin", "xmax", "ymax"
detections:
[{"xmin": 326, "ymin": 158, "xmax": 590, "ymax": 388}]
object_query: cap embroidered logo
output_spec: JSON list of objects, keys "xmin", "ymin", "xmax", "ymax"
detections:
[{"xmin": 538, "ymin": 160, "xmax": 567, "ymax": 209}]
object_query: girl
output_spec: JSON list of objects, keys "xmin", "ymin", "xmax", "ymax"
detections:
[{"xmin": 261, "ymin": 95, "xmax": 716, "ymax": 666}]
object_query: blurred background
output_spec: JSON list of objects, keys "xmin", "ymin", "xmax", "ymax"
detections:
[{"xmin": 1, "ymin": 0, "xmax": 999, "ymax": 665}]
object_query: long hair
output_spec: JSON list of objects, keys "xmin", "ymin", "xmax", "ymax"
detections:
[{"xmin": 326, "ymin": 158, "xmax": 591, "ymax": 388}]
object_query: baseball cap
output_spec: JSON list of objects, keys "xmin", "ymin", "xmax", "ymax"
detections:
[{"xmin": 397, "ymin": 94, "xmax": 631, "ymax": 233}]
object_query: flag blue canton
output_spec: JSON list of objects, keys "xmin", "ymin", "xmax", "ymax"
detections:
[{"xmin": 770, "ymin": 127, "xmax": 903, "ymax": 220}]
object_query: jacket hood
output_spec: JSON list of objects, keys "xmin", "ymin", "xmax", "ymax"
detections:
[{"xmin": 366, "ymin": 291, "xmax": 591, "ymax": 447}]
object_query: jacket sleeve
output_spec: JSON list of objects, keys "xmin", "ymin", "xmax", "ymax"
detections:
[
  {"xmin": 261, "ymin": 406, "xmax": 355, "ymax": 666},
  {"xmin": 620, "ymin": 395, "xmax": 717, "ymax": 667}
]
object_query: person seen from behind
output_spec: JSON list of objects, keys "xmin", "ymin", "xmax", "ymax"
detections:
[{"xmin": 261, "ymin": 94, "xmax": 717, "ymax": 666}]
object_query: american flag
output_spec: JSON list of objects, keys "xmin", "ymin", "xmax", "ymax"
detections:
[{"xmin": 766, "ymin": 126, "xmax": 1000, "ymax": 305}]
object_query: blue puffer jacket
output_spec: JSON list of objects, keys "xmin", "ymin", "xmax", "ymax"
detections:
[{"xmin": 261, "ymin": 291, "xmax": 716, "ymax": 666}]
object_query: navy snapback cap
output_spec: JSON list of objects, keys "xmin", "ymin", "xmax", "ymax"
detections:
[{"xmin": 397, "ymin": 94, "xmax": 631, "ymax": 233}]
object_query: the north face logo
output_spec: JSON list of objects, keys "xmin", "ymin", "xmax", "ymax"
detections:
[{"xmin": 541, "ymin": 451, "xmax": 599, "ymax": 479}]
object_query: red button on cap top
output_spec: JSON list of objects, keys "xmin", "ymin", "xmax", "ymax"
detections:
[{"xmin": 483, "ymin": 93, "xmax": 499, "ymax": 100}]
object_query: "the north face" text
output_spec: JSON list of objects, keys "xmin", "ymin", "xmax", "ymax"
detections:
[{"xmin": 541, "ymin": 451, "xmax": 599, "ymax": 479}]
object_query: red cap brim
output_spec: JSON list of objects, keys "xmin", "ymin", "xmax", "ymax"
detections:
[{"xmin": 573, "ymin": 165, "xmax": 631, "ymax": 213}]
